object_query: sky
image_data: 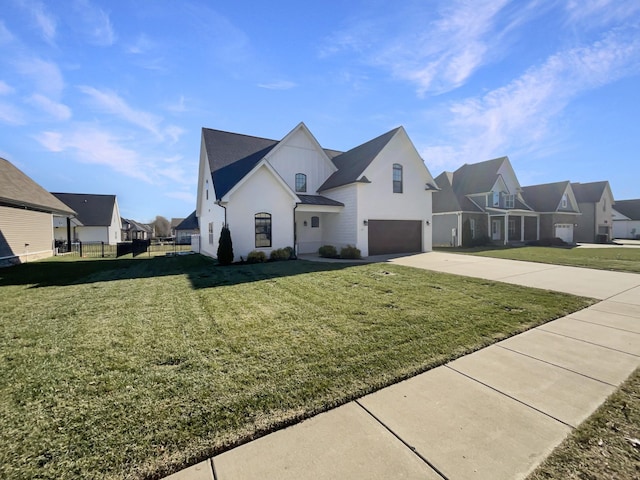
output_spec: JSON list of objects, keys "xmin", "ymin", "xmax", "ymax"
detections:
[{"xmin": 1, "ymin": 0, "xmax": 639, "ymax": 223}]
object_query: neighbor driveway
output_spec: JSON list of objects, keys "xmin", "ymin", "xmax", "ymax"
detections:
[{"xmin": 166, "ymin": 252, "xmax": 640, "ymax": 480}]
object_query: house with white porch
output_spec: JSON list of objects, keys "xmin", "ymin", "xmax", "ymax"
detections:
[
  {"xmin": 432, "ymin": 157, "xmax": 538, "ymax": 246},
  {"xmin": 196, "ymin": 122, "xmax": 438, "ymax": 261},
  {"xmin": 52, "ymin": 193, "xmax": 122, "ymax": 245}
]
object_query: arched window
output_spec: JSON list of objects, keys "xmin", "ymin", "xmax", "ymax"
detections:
[
  {"xmin": 255, "ymin": 213, "xmax": 272, "ymax": 247},
  {"xmin": 311, "ymin": 216, "xmax": 320, "ymax": 228},
  {"xmin": 393, "ymin": 164, "xmax": 403, "ymax": 193},
  {"xmin": 295, "ymin": 173, "xmax": 307, "ymax": 192}
]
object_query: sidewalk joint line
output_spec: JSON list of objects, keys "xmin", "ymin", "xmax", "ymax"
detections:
[
  {"xmin": 590, "ymin": 303, "xmax": 640, "ymax": 320},
  {"xmin": 210, "ymin": 457, "xmax": 218, "ymax": 480},
  {"xmin": 601, "ymin": 283, "xmax": 640, "ymax": 302},
  {"xmin": 536, "ymin": 328, "xmax": 640, "ymax": 358},
  {"xmin": 566, "ymin": 316, "xmax": 640, "ymax": 335},
  {"xmin": 495, "ymin": 344, "xmax": 618, "ymax": 387},
  {"xmin": 354, "ymin": 400, "xmax": 450, "ymax": 480},
  {"xmin": 445, "ymin": 365, "xmax": 576, "ymax": 430}
]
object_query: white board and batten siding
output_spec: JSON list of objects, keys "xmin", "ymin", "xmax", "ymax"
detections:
[
  {"xmin": 0, "ymin": 206, "xmax": 54, "ymax": 264},
  {"xmin": 321, "ymin": 184, "xmax": 359, "ymax": 251}
]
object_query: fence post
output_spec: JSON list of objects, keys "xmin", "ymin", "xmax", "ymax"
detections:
[
  {"xmin": 79, "ymin": 241, "xmax": 83, "ymax": 257},
  {"xmin": 101, "ymin": 241, "xmax": 105, "ymax": 258}
]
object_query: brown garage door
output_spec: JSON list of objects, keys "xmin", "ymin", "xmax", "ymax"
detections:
[{"xmin": 368, "ymin": 220, "xmax": 422, "ymax": 255}]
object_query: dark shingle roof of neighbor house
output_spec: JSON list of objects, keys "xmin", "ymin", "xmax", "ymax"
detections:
[
  {"xmin": 614, "ymin": 199, "xmax": 640, "ymax": 220},
  {"xmin": 122, "ymin": 217, "xmax": 152, "ymax": 233},
  {"xmin": 176, "ymin": 210, "xmax": 199, "ymax": 230},
  {"xmin": 0, "ymin": 158, "xmax": 76, "ymax": 215},
  {"xmin": 170, "ymin": 218, "xmax": 184, "ymax": 229},
  {"xmin": 296, "ymin": 195, "xmax": 345, "ymax": 207},
  {"xmin": 202, "ymin": 125, "xmax": 404, "ymax": 197},
  {"xmin": 521, "ymin": 181, "xmax": 578, "ymax": 212},
  {"xmin": 571, "ymin": 181, "xmax": 609, "ymax": 203},
  {"xmin": 318, "ymin": 127, "xmax": 402, "ymax": 191},
  {"xmin": 52, "ymin": 193, "xmax": 116, "ymax": 226}
]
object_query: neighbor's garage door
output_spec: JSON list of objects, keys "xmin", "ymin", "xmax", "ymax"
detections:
[
  {"xmin": 368, "ymin": 220, "xmax": 422, "ymax": 255},
  {"xmin": 554, "ymin": 223, "xmax": 574, "ymax": 243}
]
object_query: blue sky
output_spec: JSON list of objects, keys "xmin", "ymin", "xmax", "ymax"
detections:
[{"xmin": 1, "ymin": 0, "xmax": 639, "ymax": 223}]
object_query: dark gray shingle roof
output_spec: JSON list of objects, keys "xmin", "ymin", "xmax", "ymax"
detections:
[
  {"xmin": 521, "ymin": 181, "xmax": 577, "ymax": 212},
  {"xmin": 319, "ymin": 127, "xmax": 401, "ymax": 191},
  {"xmin": 613, "ymin": 199, "xmax": 640, "ymax": 220},
  {"xmin": 571, "ymin": 181, "xmax": 609, "ymax": 203},
  {"xmin": 296, "ymin": 195, "xmax": 344, "ymax": 207},
  {"xmin": 51, "ymin": 193, "xmax": 116, "ymax": 226},
  {"xmin": 452, "ymin": 157, "xmax": 507, "ymax": 195},
  {"xmin": 0, "ymin": 158, "xmax": 76, "ymax": 215},
  {"xmin": 176, "ymin": 210, "xmax": 199, "ymax": 230}
]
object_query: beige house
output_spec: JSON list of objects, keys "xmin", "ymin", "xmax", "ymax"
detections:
[
  {"xmin": 0, "ymin": 157, "xmax": 76, "ymax": 267},
  {"xmin": 571, "ymin": 181, "xmax": 615, "ymax": 243}
]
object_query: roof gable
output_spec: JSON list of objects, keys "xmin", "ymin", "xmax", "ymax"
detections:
[
  {"xmin": 613, "ymin": 199, "xmax": 640, "ymax": 220},
  {"xmin": 51, "ymin": 193, "xmax": 116, "ymax": 226},
  {"xmin": 0, "ymin": 158, "xmax": 76, "ymax": 215},
  {"xmin": 433, "ymin": 171, "xmax": 462, "ymax": 212},
  {"xmin": 452, "ymin": 157, "xmax": 507, "ymax": 196},
  {"xmin": 571, "ymin": 181, "xmax": 609, "ymax": 203},
  {"xmin": 522, "ymin": 181, "xmax": 578, "ymax": 212},
  {"xmin": 264, "ymin": 122, "xmax": 337, "ymax": 173},
  {"xmin": 176, "ymin": 210, "xmax": 199, "ymax": 230},
  {"xmin": 319, "ymin": 127, "xmax": 401, "ymax": 191}
]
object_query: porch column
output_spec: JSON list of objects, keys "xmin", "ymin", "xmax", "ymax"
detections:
[
  {"xmin": 536, "ymin": 216, "xmax": 540, "ymax": 240},
  {"xmin": 504, "ymin": 213, "xmax": 509, "ymax": 245},
  {"xmin": 520, "ymin": 215, "xmax": 525, "ymax": 242}
]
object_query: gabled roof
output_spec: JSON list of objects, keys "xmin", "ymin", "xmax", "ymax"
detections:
[
  {"xmin": 0, "ymin": 157, "xmax": 76, "ymax": 215},
  {"xmin": 175, "ymin": 210, "xmax": 199, "ymax": 230},
  {"xmin": 613, "ymin": 199, "xmax": 640, "ymax": 220},
  {"xmin": 122, "ymin": 217, "xmax": 152, "ymax": 232},
  {"xmin": 296, "ymin": 194, "xmax": 344, "ymax": 207},
  {"xmin": 52, "ymin": 193, "xmax": 116, "ymax": 226},
  {"xmin": 170, "ymin": 218, "xmax": 184, "ymax": 229},
  {"xmin": 521, "ymin": 181, "xmax": 578, "ymax": 212},
  {"xmin": 452, "ymin": 157, "xmax": 507, "ymax": 195},
  {"xmin": 319, "ymin": 127, "xmax": 401, "ymax": 191},
  {"xmin": 571, "ymin": 181, "xmax": 609, "ymax": 203}
]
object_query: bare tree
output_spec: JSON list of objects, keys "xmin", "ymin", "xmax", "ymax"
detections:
[{"xmin": 152, "ymin": 215, "xmax": 171, "ymax": 238}]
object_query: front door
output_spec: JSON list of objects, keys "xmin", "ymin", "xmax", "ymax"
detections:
[{"xmin": 491, "ymin": 219, "xmax": 501, "ymax": 241}]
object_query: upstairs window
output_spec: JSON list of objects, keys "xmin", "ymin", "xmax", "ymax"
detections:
[
  {"xmin": 208, "ymin": 222, "xmax": 214, "ymax": 244},
  {"xmin": 561, "ymin": 194, "xmax": 568, "ymax": 209},
  {"xmin": 295, "ymin": 173, "xmax": 307, "ymax": 193},
  {"xmin": 393, "ymin": 164, "xmax": 403, "ymax": 193},
  {"xmin": 492, "ymin": 191, "xmax": 500, "ymax": 207},
  {"xmin": 504, "ymin": 194, "xmax": 515, "ymax": 209},
  {"xmin": 255, "ymin": 213, "xmax": 272, "ymax": 247}
]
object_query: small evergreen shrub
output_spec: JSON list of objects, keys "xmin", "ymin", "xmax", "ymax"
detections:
[
  {"xmin": 269, "ymin": 248, "xmax": 290, "ymax": 261},
  {"xmin": 462, "ymin": 219, "xmax": 473, "ymax": 248},
  {"xmin": 217, "ymin": 225, "xmax": 234, "ymax": 265},
  {"xmin": 340, "ymin": 245, "xmax": 361, "ymax": 259},
  {"xmin": 471, "ymin": 234, "xmax": 491, "ymax": 247},
  {"xmin": 283, "ymin": 246, "xmax": 294, "ymax": 259},
  {"xmin": 246, "ymin": 250, "xmax": 267, "ymax": 263},
  {"xmin": 318, "ymin": 245, "xmax": 338, "ymax": 258}
]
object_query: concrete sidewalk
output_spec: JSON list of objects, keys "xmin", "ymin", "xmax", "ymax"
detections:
[{"xmin": 166, "ymin": 252, "xmax": 640, "ymax": 480}]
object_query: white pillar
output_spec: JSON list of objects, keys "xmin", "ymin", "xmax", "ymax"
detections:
[
  {"xmin": 504, "ymin": 214, "xmax": 509, "ymax": 245},
  {"xmin": 520, "ymin": 215, "xmax": 525, "ymax": 242}
]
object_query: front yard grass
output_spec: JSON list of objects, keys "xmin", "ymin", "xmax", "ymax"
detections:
[
  {"xmin": 0, "ymin": 255, "xmax": 594, "ymax": 479},
  {"xmin": 440, "ymin": 246, "xmax": 640, "ymax": 273},
  {"xmin": 528, "ymin": 367, "xmax": 640, "ymax": 480}
]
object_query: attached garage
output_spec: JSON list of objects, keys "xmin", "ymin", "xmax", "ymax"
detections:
[
  {"xmin": 554, "ymin": 223, "xmax": 574, "ymax": 243},
  {"xmin": 368, "ymin": 219, "xmax": 422, "ymax": 255}
]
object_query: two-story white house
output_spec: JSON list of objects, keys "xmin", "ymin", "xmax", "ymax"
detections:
[{"xmin": 196, "ymin": 122, "xmax": 438, "ymax": 261}]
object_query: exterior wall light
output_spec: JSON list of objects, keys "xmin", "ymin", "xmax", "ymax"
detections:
[
  {"xmin": 363, "ymin": 220, "xmax": 368, "ymax": 226},
  {"xmin": 426, "ymin": 220, "xmax": 431, "ymax": 226}
]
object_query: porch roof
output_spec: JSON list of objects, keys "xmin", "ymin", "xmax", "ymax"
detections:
[
  {"xmin": 296, "ymin": 194, "xmax": 344, "ymax": 207},
  {"xmin": 486, "ymin": 208, "xmax": 539, "ymax": 216}
]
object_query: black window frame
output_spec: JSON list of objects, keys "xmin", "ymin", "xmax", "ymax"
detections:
[
  {"xmin": 255, "ymin": 212, "xmax": 272, "ymax": 247},
  {"xmin": 295, "ymin": 173, "xmax": 307, "ymax": 193},
  {"xmin": 311, "ymin": 216, "xmax": 320, "ymax": 228}
]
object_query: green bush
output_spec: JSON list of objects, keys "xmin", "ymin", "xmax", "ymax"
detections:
[
  {"xmin": 340, "ymin": 245, "xmax": 361, "ymax": 259},
  {"xmin": 462, "ymin": 219, "xmax": 473, "ymax": 248},
  {"xmin": 471, "ymin": 234, "xmax": 491, "ymax": 247},
  {"xmin": 217, "ymin": 225, "xmax": 234, "ymax": 265},
  {"xmin": 318, "ymin": 245, "xmax": 338, "ymax": 258},
  {"xmin": 247, "ymin": 250, "xmax": 267, "ymax": 263},
  {"xmin": 269, "ymin": 248, "xmax": 290, "ymax": 261},
  {"xmin": 283, "ymin": 246, "xmax": 294, "ymax": 258}
]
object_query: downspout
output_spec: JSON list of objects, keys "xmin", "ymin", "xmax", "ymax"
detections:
[
  {"xmin": 215, "ymin": 200, "xmax": 227, "ymax": 227},
  {"xmin": 293, "ymin": 203, "xmax": 298, "ymax": 259}
]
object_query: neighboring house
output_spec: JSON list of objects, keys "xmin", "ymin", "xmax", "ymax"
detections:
[
  {"xmin": 175, "ymin": 210, "xmax": 199, "ymax": 244},
  {"xmin": 196, "ymin": 122, "xmax": 438, "ymax": 261},
  {"xmin": 121, "ymin": 217, "xmax": 153, "ymax": 241},
  {"xmin": 52, "ymin": 193, "xmax": 122, "ymax": 245},
  {"xmin": 432, "ymin": 157, "xmax": 538, "ymax": 246},
  {"xmin": 170, "ymin": 217, "xmax": 184, "ymax": 238},
  {"xmin": 521, "ymin": 181, "xmax": 581, "ymax": 243},
  {"xmin": 571, "ymin": 181, "xmax": 615, "ymax": 243},
  {"xmin": 0, "ymin": 157, "xmax": 76, "ymax": 266},
  {"xmin": 612, "ymin": 199, "xmax": 640, "ymax": 239}
]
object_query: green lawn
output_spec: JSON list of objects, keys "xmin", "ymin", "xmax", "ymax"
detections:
[
  {"xmin": 528, "ymin": 367, "xmax": 640, "ymax": 480},
  {"xmin": 439, "ymin": 246, "xmax": 640, "ymax": 273},
  {"xmin": 0, "ymin": 255, "xmax": 594, "ymax": 479}
]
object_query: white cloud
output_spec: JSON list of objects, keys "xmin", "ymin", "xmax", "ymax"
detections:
[
  {"xmin": 421, "ymin": 26, "xmax": 640, "ymax": 170},
  {"xmin": 126, "ymin": 34, "xmax": 154, "ymax": 54},
  {"xmin": 26, "ymin": 1, "xmax": 57, "ymax": 44},
  {"xmin": 28, "ymin": 93, "xmax": 71, "ymax": 120},
  {"xmin": 15, "ymin": 57, "xmax": 65, "ymax": 97},
  {"xmin": 257, "ymin": 80, "xmax": 297, "ymax": 90},
  {"xmin": 166, "ymin": 95, "xmax": 188, "ymax": 113},
  {"xmin": 0, "ymin": 81, "xmax": 14, "ymax": 95},
  {"xmin": 0, "ymin": 21, "xmax": 15, "ymax": 45},
  {"xmin": 36, "ymin": 126, "xmax": 151, "ymax": 182},
  {"xmin": 0, "ymin": 102, "xmax": 25, "ymax": 125},
  {"xmin": 72, "ymin": 0, "xmax": 116, "ymax": 46},
  {"xmin": 566, "ymin": 0, "xmax": 640, "ymax": 26}
]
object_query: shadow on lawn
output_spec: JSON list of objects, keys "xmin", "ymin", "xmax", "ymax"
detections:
[{"xmin": 0, "ymin": 254, "xmax": 358, "ymax": 289}]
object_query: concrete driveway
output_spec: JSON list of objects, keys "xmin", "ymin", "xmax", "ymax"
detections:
[{"xmin": 166, "ymin": 252, "xmax": 640, "ymax": 480}]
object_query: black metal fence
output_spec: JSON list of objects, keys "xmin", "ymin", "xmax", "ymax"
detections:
[{"xmin": 55, "ymin": 240, "xmax": 192, "ymax": 258}]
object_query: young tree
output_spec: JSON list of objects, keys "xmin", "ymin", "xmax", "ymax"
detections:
[
  {"xmin": 153, "ymin": 215, "xmax": 171, "ymax": 238},
  {"xmin": 217, "ymin": 225, "xmax": 234, "ymax": 265}
]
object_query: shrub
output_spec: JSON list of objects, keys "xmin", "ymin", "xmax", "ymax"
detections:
[
  {"xmin": 269, "ymin": 248, "xmax": 290, "ymax": 261},
  {"xmin": 246, "ymin": 250, "xmax": 267, "ymax": 263},
  {"xmin": 526, "ymin": 237, "xmax": 568, "ymax": 247},
  {"xmin": 217, "ymin": 225, "xmax": 234, "ymax": 265},
  {"xmin": 462, "ymin": 219, "xmax": 473, "ymax": 248},
  {"xmin": 283, "ymin": 246, "xmax": 294, "ymax": 259},
  {"xmin": 471, "ymin": 234, "xmax": 491, "ymax": 247},
  {"xmin": 340, "ymin": 245, "xmax": 361, "ymax": 259},
  {"xmin": 318, "ymin": 245, "xmax": 338, "ymax": 258}
]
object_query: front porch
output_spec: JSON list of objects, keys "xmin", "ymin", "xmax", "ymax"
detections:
[
  {"xmin": 295, "ymin": 195, "xmax": 344, "ymax": 255},
  {"xmin": 488, "ymin": 209, "xmax": 539, "ymax": 245}
]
